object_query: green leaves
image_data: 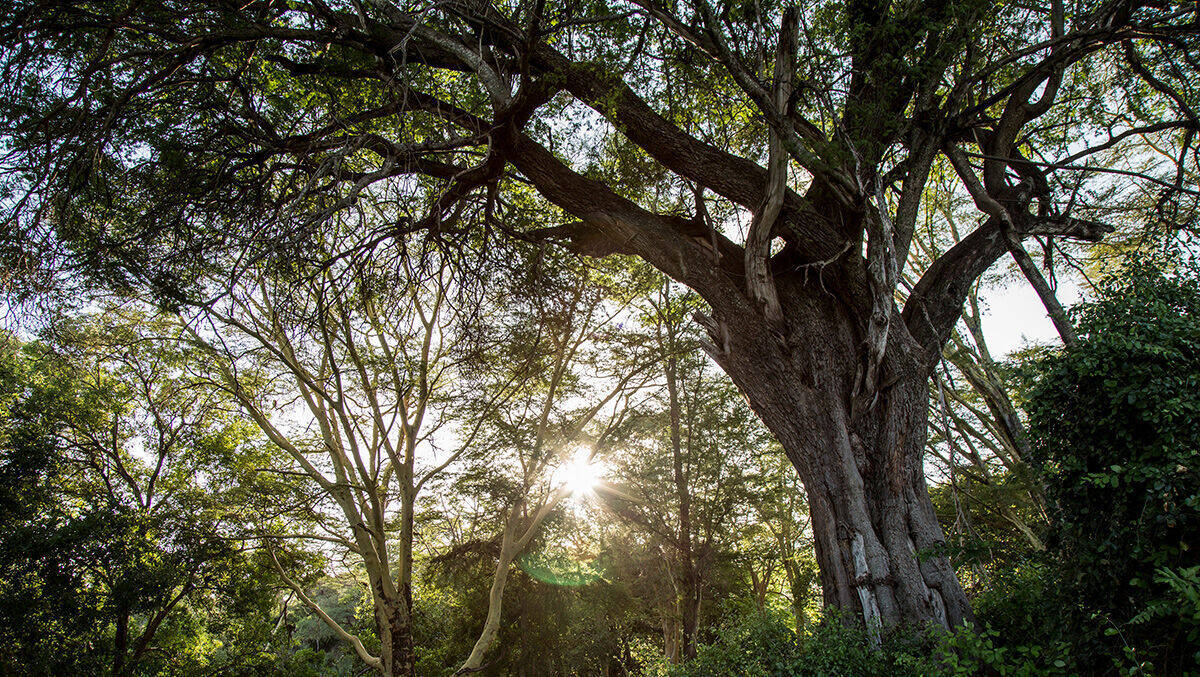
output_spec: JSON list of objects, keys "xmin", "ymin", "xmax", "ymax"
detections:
[
  {"xmin": 0, "ymin": 313, "xmax": 289, "ymax": 675},
  {"xmin": 1017, "ymin": 249, "xmax": 1200, "ymax": 672}
]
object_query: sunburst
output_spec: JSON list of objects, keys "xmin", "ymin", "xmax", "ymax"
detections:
[{"xmin": 554, "ymin": 445, "xmax": 605, "ymax": 501}]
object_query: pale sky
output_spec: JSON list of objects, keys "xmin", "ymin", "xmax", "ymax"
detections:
[{"xmin": 977, "ymin": 276, "xmax": 1083, "ymax": 357}]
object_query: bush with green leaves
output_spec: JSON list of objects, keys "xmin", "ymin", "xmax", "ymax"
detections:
[
  {"xmin": 660, "ymin": 608, "xmax": 1075, "ymax": 677},
  {"xmin": 1016, "ymin": 251, "xmax": 1200, "ymax": 673}
]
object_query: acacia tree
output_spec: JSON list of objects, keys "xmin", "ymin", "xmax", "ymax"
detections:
[
  {"xmin": 437, "ymin": 250, "xmax": 654, "ymax": 672},
  {"xmin": 183, "ymin": 243, "xmax": 498, "ymax": 676},
  {"xmin": 3, "ymin": 0, "xmax": 1198, "ymax": 632}
]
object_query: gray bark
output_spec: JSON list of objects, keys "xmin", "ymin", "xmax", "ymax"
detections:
[{"xmin": 701, "ymin": 275, "xmax": 973, "ymax": 632}]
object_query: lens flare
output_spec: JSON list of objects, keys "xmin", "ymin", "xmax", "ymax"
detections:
[
  {"xmin": 554, "ymin": 445, "xmax": 604, "ymax": 499},
  {"xmin": 518, "ymin": 551, "xmax": 606, "ymax": 587}
]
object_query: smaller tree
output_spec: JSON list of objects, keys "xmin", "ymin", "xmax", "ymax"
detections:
[
  {"xmin": 0, "ymin": 312, "xmax": 287, "ymax": 676},
  {"xmin": 441, "ymin": 251, "xmax": 653, "ymax": 674}
]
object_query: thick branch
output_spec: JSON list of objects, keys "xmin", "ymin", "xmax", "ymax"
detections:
[
  {"xmin": 744, "ymin": 9, "xmax": 798, "ymax": 326},
  {"xmin": 525, "ymin": 45, "xmax": 847, "ymax": 259},
  {"xmin": 268, "ymin": 548, "xmax": 382, "ymax": 670},
  {"xmin": 1004, "ymin": 236, "xmax": 1079, "ymax": 348}
]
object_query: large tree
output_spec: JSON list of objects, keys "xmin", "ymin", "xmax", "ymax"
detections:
[{"xmin": 2, "ymin": 0, "xmax": 1197, "ymax": 635}]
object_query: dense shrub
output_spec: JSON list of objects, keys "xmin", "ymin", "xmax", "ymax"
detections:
[
  {"xmin": 1016, "ymin": 253, "xmax": 1200, "ymax": 674},
  {"xmin": 658, "ymin": 610, "xmax": 1076, "ymax": 677}
]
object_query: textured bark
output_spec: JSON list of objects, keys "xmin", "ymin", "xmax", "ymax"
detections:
[
  {"xmin": 701, "ymin": 275, "xmax": 974, "ymax": 633},
  {"xmin": 512, "ymin": 124, "xmax": 980, "ymax": 631},
  {"xmin": 381, "ymin": 494, "xmax": 417, "ymax": 676},
  {"xmin": 378, "ymin": 592, "xmax": 416, "ymax": 677},
  {"xmin": 662, "ymin": 617, "xmax": 681, "ymax": 663}
]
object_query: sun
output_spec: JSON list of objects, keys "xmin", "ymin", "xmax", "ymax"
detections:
[{"xmin": 554, "ymin": 445, "xmax": 605, "ymax": 499}]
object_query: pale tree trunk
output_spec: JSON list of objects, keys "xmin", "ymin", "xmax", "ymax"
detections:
[
  {"xmin": 459, "ymin": 517, "xmax": 519, "ymax": 673},
  {"xmin": 455, "ymin": 297, "xmax": 647, "ymax": 673},
  {"xmin": 457, "ymin": 491, "xmax": 565, "ymax": 674},
  {"xmin": 662, "ymin": 617, "xmax": 682, "ymax": 663}
]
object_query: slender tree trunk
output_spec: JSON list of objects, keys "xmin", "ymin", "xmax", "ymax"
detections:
[
  {"xmin": 379, "ymin": 491, "xmax": 417, "ymax": 677},
  {"xmin": 750, "ymin": 565, "xmax": 772, "ymax": 613},
  {"xmin": 664, "ymin": 350, "xmax": 700, "ymax": 659},
  {"xmin": 791, "ymin": 588, "xmax": 809, "ymax": 632},
  {"xmin": 458, "ymin": 504, "xmax": 528, "ymax": 674},
  {"xmin": 377, "ymin": 593, "xmax": 415, "ymax": 677},
  {"xmin": 680, "ymin": 571, "xmax": 700, "ymax": 658},
  {"xmin": 112, "ymin": 609, "xmax": 129, "ymax": 677},
  {"xmin": 704, "ymin": 284, "xmax": 973, "ymax": 635},
  {"xmin": 459, "ymin": 547, "xmax": 515, "ymax": 672},
  {"xmin": 662, "ymin": 617, "xmax": 681, "ymax": 663}
]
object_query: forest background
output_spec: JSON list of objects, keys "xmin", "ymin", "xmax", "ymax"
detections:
[{"xmin": 0, "ymin": 0, "xmax": 1198, "ymax": 675}]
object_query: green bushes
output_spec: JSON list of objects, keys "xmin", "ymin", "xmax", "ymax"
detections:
[
  {"xmin": 1130, "ymin": 566, "xmax": 1200, "ymax": 667},
  {"xmin": 1014, "ymin": 253, "xmax": 1200, "ymax": 674},
  {"xmin": 658, "ymin": 610, "xmax": 1075, "ymax": 677}
]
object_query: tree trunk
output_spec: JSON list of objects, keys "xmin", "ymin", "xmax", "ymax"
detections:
[
  {"xmin": 459, "ymin": 550, "xmax": 514, "ymax": 672},
  {"xmin": 111, "ymin": 609, "xmax": 129, "ymax": 677},
  {"xmin": 664, "ymin": 349, "xmax": 700, "ymax": 659},
  {"xmin": 680, "ymin": 570, "xmax": 700, "ymax": 658},
  {"xmin": 380, "ymin": 491, "xmax": 417, "ymax": 677},
  {"xmin": 458, "ymin": 508, "xmax": 523, "ymax": 674},
  {"xmin": 378, "ymin": 590, "xmax": 415, "ymax": 677},
  {"xmin": 704, "ymin": 283, "xmax": 973, "ymax": 635},
  {"xmin": 662, "ymin": 617, "xmax": 681, "ymax": 663}
]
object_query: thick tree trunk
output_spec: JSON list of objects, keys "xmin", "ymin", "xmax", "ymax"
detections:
[{"xmin": 704, "ymin": 283, "xmax": 973, "ymax": 635}]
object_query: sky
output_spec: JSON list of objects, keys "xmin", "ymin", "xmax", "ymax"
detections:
[{"xmin": 977, "ymin": 276, "xmax": 1083, "ymax": 357}]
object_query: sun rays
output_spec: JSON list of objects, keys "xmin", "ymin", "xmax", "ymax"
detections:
[{"xmin": 554, "ymin": 445, "xmax": 606, "ymax": 502}]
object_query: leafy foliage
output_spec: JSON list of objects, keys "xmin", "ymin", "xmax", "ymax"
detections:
[
  {"xmin": 0, "ymin": 320, "xmax": 295, "ymax": 675},
  {"xmin": 657, "ymin": 608, "xmax": 1075, "ymax": 677},
  {"xmin": 1002, "ymin": 251, "xmax": 1200, "ymax": 673}
]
